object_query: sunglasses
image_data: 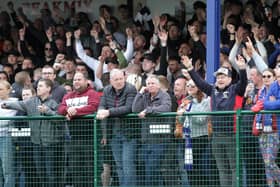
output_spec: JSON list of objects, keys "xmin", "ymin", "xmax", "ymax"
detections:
[
  {"xmin": 262, "ymin": 75, "xmax": 272, "ymax": 79},
  {"xmin": 45, "ymin": 48, "xmax": 52, "ymax": 51},
  {"xmin": 186, "ymin": 84, "xmax": 196, "ymax": 88}
]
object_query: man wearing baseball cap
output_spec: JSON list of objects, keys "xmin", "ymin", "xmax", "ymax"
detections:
[{"xmin": 181, "ymin": 55, "xmax": 247, "ymax": 186}]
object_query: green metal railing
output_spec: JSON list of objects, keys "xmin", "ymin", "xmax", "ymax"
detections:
[{"xmin": 0, "ymin": 110, "xmax": 279, "ymax": 186}]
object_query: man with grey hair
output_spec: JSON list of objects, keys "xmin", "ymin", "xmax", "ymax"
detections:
[
  {"xmin": 97, "ymin": 68, "xmax": 137, "ymax": 186},
  {"xmin": 132, "ymin": 74, "xmax": 172, "ymax": 186}
]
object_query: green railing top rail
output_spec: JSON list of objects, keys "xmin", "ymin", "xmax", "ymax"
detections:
[{"xmin": 1, "ymin": 110, "xmax": 280, "ymax": 120}]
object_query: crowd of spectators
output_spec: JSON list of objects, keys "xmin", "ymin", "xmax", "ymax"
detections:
[{"xmin": 1, "ymin": 0, "xmax": 280, "ymax": 186}]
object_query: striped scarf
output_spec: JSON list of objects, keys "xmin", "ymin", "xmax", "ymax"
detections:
[{"xmin": 183, "ymin": 101, "xmax": 193, "ymax": 170}]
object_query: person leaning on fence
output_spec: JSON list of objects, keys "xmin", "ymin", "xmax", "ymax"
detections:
[
  {"xmin": 251, "ymin": 68, "xmax": 280, "ymax": 186},
  {"xmin": 57, "ymin": 72, "xmax": 100, "ymax": 186},
  {"xmin": 132, "ymin": 74, "xmax": 172, "ymax": 186},
  {"xmin": 96, "ymin": 68, "xmax": 137, "ymax": 187},
  {"xmin": 181, "ymin": 54, "xmax": 247, "ymax": 187},
  {"xmin": 2, "ymin": 79, "xmax": 63, "ymax": 187}
]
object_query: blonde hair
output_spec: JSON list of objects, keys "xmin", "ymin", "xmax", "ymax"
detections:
[
  {"xmin": 126, "ymin": 74, "xmax": 142, "ymax": 91},
  {"xmin": 0, "ymin": 80, "xmax": 11, "ymax": 90},
  {"xmin": 15, "ymin": 71, "xmax": 30, "ymax": 85},
  {"xmin": 157, "ymin": 75, "xmax": 170, "ymax": 91}
]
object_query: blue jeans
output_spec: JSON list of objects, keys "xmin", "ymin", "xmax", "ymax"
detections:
[
  {"xmin": 33, "ymin": 143, "xmax": 63, "ymax": 187},
  {"xmin": 142, "ymin": 143, "xmax": 166, "ymax": 186},
  {"xmin": 0, "ymin": 136, "xmax": 14, "ymax": 187},
  {"xmin": 110, "ymin": 134, "xmax": 137, "ymax": 186}
]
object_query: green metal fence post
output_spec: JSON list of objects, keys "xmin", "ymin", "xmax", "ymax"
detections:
[
  {"xmin": 236, "ymin": 109, "xmax": 241, "ymax": 187},
  {"xmin": 93, "ymin": 116, "xmax": 98, "ymax": 187}
]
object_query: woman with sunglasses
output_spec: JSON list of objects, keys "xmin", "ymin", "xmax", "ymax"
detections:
[
  {"xmin": 177, "ymin": 79, "xmax": 210, "ymax": 186},
  {"xmin": 251, "ymin": 68, "xmax": 280, "ymax": 186}
]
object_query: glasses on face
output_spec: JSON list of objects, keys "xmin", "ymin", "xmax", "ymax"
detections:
[
  {"xmin": 262, "ymin": 75, "xmax": 272, "ymax": 79},
  {"xmin": 42, "ymin": 72, "xmax": 53, "ymax": 75},
  {"xmin": 45, "ymin": 48, "xmax": 52, "ymax": 51}
]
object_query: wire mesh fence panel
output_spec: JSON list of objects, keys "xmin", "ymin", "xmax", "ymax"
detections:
[
  {"xmin": 240, "ymin": 113, "xmax": 274, "ymax": 187},
  {"xmin": 96, "ymin": 114, "xmax": 220, "ymax": 187},
  {"xmin": 0, "ymin": 117, "xmax": 96, "ymax": 187},
  {"xmin": 1, "ymin": 111, "xmax": 279, "ymax": 187}
]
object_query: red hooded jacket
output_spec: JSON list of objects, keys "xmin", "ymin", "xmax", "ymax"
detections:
[{"xmin": 58, "ymin": 86, "xmax": 100, "ymax": 117}]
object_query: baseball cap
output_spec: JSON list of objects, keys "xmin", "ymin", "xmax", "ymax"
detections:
[
  {"xmin": 214, "ymin": 67, "xmax": 232, "ymax": 77},
  {"xmin": 8, "ymin": 50, "xmax": 20, "ymax": 57}
]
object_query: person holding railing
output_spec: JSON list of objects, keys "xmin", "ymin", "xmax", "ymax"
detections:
[
  {"xmin": 2, "ymin": 79, "xmax": 63, "ymax": 187},
  {"xmin": 132, "ymin": 74, "xmax": 172, "ymax": 186},
  {"xmin": 57, "ymin": 72, "xmax": 100, "ymax": 186},
  {"xmin": 181, "ymin": 54, "xmax": 247, "ymax": 187},
  {"xmin": 96, "ymin": 69, "xmax": 137, "ymax": 187}
]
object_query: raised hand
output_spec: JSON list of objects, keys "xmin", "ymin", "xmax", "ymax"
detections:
[
  {"xmin": 90, "ymin": 28, "xmax": 99, "ymax": 40},
  {"xmin": 244, "ymin": 36, "xmax": 256, "ymax": 56},
  {"xmin": 126, "ymin": 27, "xmax": 133, "ymax": 39},
  {"xmin": 65, "ymin": 31, "xmax": 72, "ymax": 40},
  {"xmin": 19, "ymin": 26, "xmax": 26, "ymax": 40},
  {"xmin": 74, "ymin": 29, "xmax": 81, "ymax": 40},
  {"xmin": 45, "ymin": 27, "xmax": 53, "ymax": 41},
  {"xmin": 235, "ymin": 54, "xmax": 246, "ymax": 70},
  {"xmin": 158, "ymin": 30, "xmax": 168, "ymax": 45},
  {"xmin": 181, "ymin": 55, "xmax": 193, "ymax": 69}
]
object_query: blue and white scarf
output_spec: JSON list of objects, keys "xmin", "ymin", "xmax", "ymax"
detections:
[{"xmin": 183, "ymin": 101, "xmax": 193, "ymax": 170}]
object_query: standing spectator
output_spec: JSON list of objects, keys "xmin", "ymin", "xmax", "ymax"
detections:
[
  {"xmin": 41, "ymin": 65, "xmax": 66, "ymax": 103},
  {"xmin": 167, "ymin": 56, "xmax": 183, "ymax": 90},
  {"xmin": 0, "ymin": 80, "xmax": 17, "ymax": 187},
  {"xmin": 57, "ymin": 72, "xmax": 100, "ymax": 186},
  {"xmin": 2, "ymin": 79, "xmax": 63, "ymax": 187},
  {"xmin": 264, "ymin": 61, "xmax": 280, "ymax": 132},
  {"xmin": 14, "ymin": 86, "xmax": 36, "ymax": 187},
  {"xmin": 132, "ymin": 74, "xmax": 172, "ymax": 186},
  {"xmin": 173, "ymin": 77, "xmax": 190, "ymax": 186},
  {"xmin": 75, "ymin": 29, "xmax": 111, "ymax": 90},
  {"xmin": 10, "ymin": 71, "xmax": 32, "ymax": 100},
  {"xmin": 181, "ymin": 54, "xmax": 247, "ymax": 186},
  {"xmin": 177, "ymin": 79, "xmax": 210, "ymax": 186},
  {"xmin": 0, "ymin": 71, "xmax": 9, "ymax": 82},
  {"xmin": 242, "ymin": 66, "xmax": 266, "ymax": 186},
  {"xmin": 252, "ymin": 68, "xmax": 280, "ymax": 187},
  {"xmin": 96, "ymin": 69, "xmax": 137, "ymax": 186}
]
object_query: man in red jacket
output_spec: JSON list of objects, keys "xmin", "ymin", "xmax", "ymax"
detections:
[{"xmin": 58, "ymin": 72, "xmax": 100, "ymax": 186}]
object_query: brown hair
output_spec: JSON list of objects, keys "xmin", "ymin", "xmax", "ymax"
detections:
[
  {"xmin": 22, "ymin": 85, "xmax": 36, "ymax": 96},
  {"xmin": 14, "ymin": 71, "xmax": 30, "ymax": 85},
  {"xmin": 196, "ymin": 89, "xmax": 205, "ymax": 103}
]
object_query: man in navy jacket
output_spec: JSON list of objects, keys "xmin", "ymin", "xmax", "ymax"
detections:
[{"xmin": 181, "ymin": 55, "xmax": 247, "ymax": 187}]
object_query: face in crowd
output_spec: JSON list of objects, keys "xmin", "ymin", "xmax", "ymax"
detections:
[
  {"xmin": 187, "ymin": 79, "xmax": 198, "ymax": 97},
  {"xmin": 73, "ymin": 72, "xmax": 89, "ymax": 92},
  {"xmin": 215, "ymin": 74, "xmax": 232, "ymax": 90},
  {"xmin": 110, "ymin": 69, "xmax": 125, "ymax": 91},
  {"xmin": 146, "ymin": 75, "xmax": 161, "ymax": 96},
  {"xmin": 262, "ymin": 69, "xmax": 275, "ymax": 88},
  {"xmin": 0, "ymin": 80, "xmax": 11, "ymax": 100}
]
